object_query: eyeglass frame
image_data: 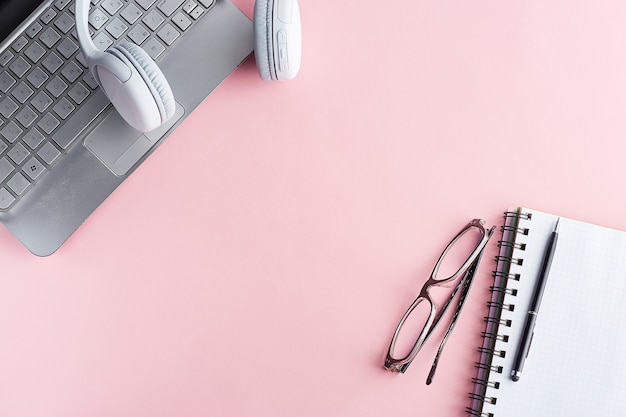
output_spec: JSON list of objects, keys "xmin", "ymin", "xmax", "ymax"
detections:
[{"xmin": 384, "ymin": 218, "xmax": 496, "ymax": 380}]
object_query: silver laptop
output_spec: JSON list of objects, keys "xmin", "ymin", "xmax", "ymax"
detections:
[{"xmin": 0, "ymin": 0, "xmax": 253, "ymax": 255}]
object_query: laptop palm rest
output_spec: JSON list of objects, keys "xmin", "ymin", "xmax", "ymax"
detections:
[{"xmin": 84, "ymin": 102, "xmax": 185, "ymax": 176}]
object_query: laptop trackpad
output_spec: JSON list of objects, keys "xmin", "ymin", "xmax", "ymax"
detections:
[{"xmin": 84, "ymin": 102, "xmax": 185, "ymax": 176}]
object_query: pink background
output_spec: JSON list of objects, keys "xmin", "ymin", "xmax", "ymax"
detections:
[{"xmin": 2, "ymin": 0, "xmax": 626, "ymax": 416}]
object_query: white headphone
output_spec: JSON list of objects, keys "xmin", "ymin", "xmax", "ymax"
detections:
[
  {"xmin": 254, "ymin": 0, "xmax": 302, "ymax": 81},
  {"xmin": 75, "ymin": 0, "xmax": 301, "ymax": 131},
  {"xmin": 75, "ymin": 0, "xmax": 176, "ymax": 132}
]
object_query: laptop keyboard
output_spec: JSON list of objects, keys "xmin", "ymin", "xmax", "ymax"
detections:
[{"xmin": 0, "ymin": 0, "xmax": 215, "ymax": 211}]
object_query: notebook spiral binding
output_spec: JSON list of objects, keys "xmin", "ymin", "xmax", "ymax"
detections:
[{"xmin": 466, "ymin": 210, "xmax": 530, "ymax": 417}]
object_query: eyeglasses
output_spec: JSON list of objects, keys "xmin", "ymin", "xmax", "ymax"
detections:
[{"xmin": 384, "ymin": 219, "xmax": 495, "ymax": 383}]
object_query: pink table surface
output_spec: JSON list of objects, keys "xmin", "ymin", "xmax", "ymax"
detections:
[{"xmin": 3, "ymin": 1, "xmax": 626, "ymax": 416}]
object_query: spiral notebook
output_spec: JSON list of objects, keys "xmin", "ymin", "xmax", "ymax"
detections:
[{"xmin": 468, "ymin": 207, "xmax": 626, "ymax": 417}]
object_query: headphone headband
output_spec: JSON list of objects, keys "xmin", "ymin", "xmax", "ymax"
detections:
[{"xmin": 75, "ymin": 0, "xmax": 131, "ymax": 82}]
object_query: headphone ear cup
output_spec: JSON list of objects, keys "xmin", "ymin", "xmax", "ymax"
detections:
[
  {"xmin": 111, "ymin": 41, "xmax": 176, "ymax": 126},
  {"xmin": 254, "ymin": 0, "xmax": 302, "ymax": 81},
  {"xmin": 254, "ymin": 0, "xmax": 275, "ymax": 81}
]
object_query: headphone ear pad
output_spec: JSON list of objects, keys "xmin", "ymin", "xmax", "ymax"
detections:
[
  {"xmin": 113, "ymin": 42, "xmax": 175, "ymax": 123},
  {"xmin": 253, "ymin": 0, "xmax": 302, "ymax": 81},
  {"xmin": 95, "ymin": 41, "xmax": 174, "ymax": 131},
  {"xmin": 254, "ymin": 0, "xmax": 275, "ymax": 81}
]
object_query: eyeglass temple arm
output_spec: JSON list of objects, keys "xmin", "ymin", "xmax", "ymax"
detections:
[{"xmin": 425, "ymin": 230, "xmax": 493, "ymax": 384}]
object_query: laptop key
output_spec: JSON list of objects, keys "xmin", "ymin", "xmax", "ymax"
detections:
[
  {"xmin": 7, "ymin": 172, "xmax": 30, "ymax": 195},
  {"xmin": 67, "ymin": 82, "xmax": 90, "ymax": 104},
  {"xmin": 157, "ymin": 23, "xmax": 180, "ymax": 45},
  {"xmin": 37, "ymin": 142, "xmax": 61, "ymax": 165},
  {"xmin": 38, "ymin": 113, "xmax": 60, "ymax": 135},
  {"xmin": 23, "ymin": 128, "xmax": 45, "ymax": 150},
  {"xmin": 0, "ymin": 187, "xmax": 16, "ymax": 210},
  {"xmin": 89, "ymin": 9, "xmax": 110, "ymax": 30},
  {"xmin": 61, "ymin": 62, "xmax": 83, "ymax": 84},
  {"xmin": 183, "ymin": 1, "xmax": 197, "ymax": 13},
  {"xmin": 9, "ymin": 57, "xmax": 31, "ymax": 78},
  {"xmin": 42, "ymin": 52, "xmax": 64, "ymax": 73},
  {"xmin": 54, "ymin": 12, "xmax": 75, "ymax": 34},
  {"xmin": 27, "ymin": 67, "xmax": 49, "ymax": 88},
  {"xmin": 121, "ymin": 4, "xmax": 143, "ymax": 24},
  {"xmin": 52, "ymin": 97, "xmax": 75, "ymax": 120},
  {"xmin": 15, "ymin": 106, "xmax": 37, "ymax": 128},
  {"xmin": 93, "ymin": 32, "xmax": 114, "ymax": 50},
  {"xmin": 8, "ymin": 143, "xmax": 29, "ymax": 165},
  {"xmin": 56, "ymin": 38, "xmax": 79, "ymax": 59},
  {"xmin": 128, "ymin": 25, "xmax": 150, "ymax": 45},
  {"xmin": 23, "ymin": 157, "xmax": 46, "ymax": 180},
  {"xmin": 46, "ymin": 76, "xmax": 69, "ymax": 98},
  {"xmin": 25, "ymin": 22, "xmax": 44, "ymax": 39},
  {"xmin": 31, "ymin": 91, "xmax": 53, "ymax": 113},
  {"xmin": 40, "ymin": 8, "xmax": 58, "ymax": 25},
  {"xmin": 102, "ymin": 0, "xmax": 124, "ymax": 16},
  {"xmin": 143, "ymin": 38, "xmax": 166, "ymax": 59},
  {"xmin": 137, "ymin": 0, "xmax": 158, "ymax": 10},
  {"xmin": 172, "ymin": 12, "xmax": 192, "ymax": 31},
  {"xmin": 158, "ymin": 0, "xmax": 186, "ymax": 17},
  {"xmin": 11, "ymin": 82, "xmax": 34, "ymax": 103},
  {"xmin": 11, "ymin": 36, "xmax": 29, "ymax": 53},
  {"xmin": 105, "ymin": 17, "xmax": 129, "ymax": 39},
  {"xmin": 24, "ymin": 42, "xmax": 47, "ymax": 63},
  {"xmin": 0, "ymin": 72, "xmax": 16, "ymax": 93},
  {"xmin": 197, "ymin": 0, "xmax": 215, "ymax": 8},
  {"xmin": 54, "ymin": 0, "xmax": 71, "ymax": 10},
  {"xmin": 188, "ymin": 7, "xmax": 203, "ymax": 20},
  {"xmin": 39, "ymin": 27, "xmax": 62, "ymax": 49},
  {"xmin": 0, "ymin": 158, "xmax": 13, "ymax": 182},
  {"xmin": 142, "ymin": 10, "xmax": 165, "ymax": 31},
  {"xmin": 1, "ymin": 121, "xmax": 23, "ymax": 143},
  {"xmin": 0, "ymin": 97, "xmax": 19, "ymax": 118},
  {"xmin": 0, "ymin": 51, "xmax": 14, "ymax": 67}
]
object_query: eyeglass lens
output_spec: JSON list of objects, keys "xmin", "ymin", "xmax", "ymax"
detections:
[
  {"xmin": 392, "ymin": 298, "xmax": 433, "ymax": 360},
  {"xmin": 433, "ymin": 225, "xmax": 485, "ymax": 281}
]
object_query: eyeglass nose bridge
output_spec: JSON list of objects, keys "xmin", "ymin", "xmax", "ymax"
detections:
[{"xmin": 384, "ymin": 295, "xmax": 436, "ymax": 372}]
